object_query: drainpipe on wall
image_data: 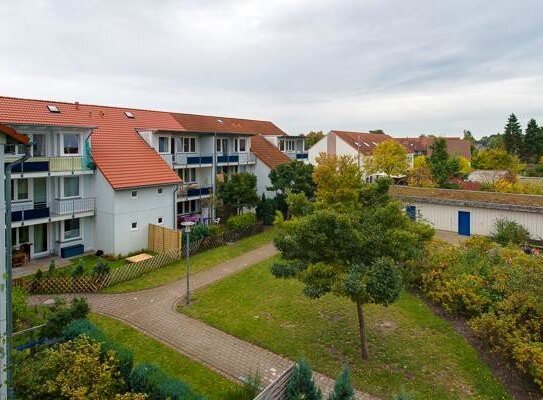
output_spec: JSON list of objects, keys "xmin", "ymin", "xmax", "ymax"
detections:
[
  {"xmin": 212, "ymin": 132, "xmax": 217, "ymax": 222},
  {"xmin": 4, "ymin": 142, "xmax": 31, "ymax": 399},
  {"xmin": 173, "ymin": 184, "xmax": 179, "ymax": 229}
]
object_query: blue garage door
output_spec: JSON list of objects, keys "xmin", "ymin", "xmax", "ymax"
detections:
[
  {"xmin": 458, "ymin": 211, "xmax": 471, "ymax": 236},
  {"xmin": 406, "ymin": 205, "xmax": 416, "ymax": 221}
]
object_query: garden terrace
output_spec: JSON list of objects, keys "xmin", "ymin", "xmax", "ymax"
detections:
[{"xmin": 391, "ymin": 185, "xmax": 543, "ymax": 212}]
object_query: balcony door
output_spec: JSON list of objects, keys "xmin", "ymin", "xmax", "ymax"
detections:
[
  {"xmin": 33, "ymin": 178, "xmax": 47, "ymax": 208},
  {"xmin": 33, "ymin": 223, "xmax": 48, "ymax": 255},
  {"xmin": 32, "ymin": 134, "xmax": 46, "ymax": 157}
]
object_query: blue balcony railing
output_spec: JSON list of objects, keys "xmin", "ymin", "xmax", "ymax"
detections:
[
  {"xmin": 6, "ymin": 156, "xmax": 95, "ymax": 174},
  {"xmin": 178, "ymin": 185, "xmax": 212, "ymax": 199},
  {"xmin": 12, "ymin": 207, "xmax": 50, "ymax": 223},
  {"xmin": 296, "ymin": 153, "xmax": 309, "ymax": 160}
]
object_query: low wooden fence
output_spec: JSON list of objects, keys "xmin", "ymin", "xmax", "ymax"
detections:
[
  {"xmin": 254, "ymin": 364, "xmax": 295, "ymax": 400},
  {"xmin": 15, "ymin": 224, "xmax": 265, "ymax": 295}
]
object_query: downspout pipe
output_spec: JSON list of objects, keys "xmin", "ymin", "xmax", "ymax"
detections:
[
  {"xmin": 5, "ymin": 142, "xmax": 31, "ymax": 399},
  {"xmin": 173, "ymin": 184, "xmax": 179, "ymax": 229},
  {"xmin": 212, "ymin": 132, "xmax": 217, "ymax": 222}
]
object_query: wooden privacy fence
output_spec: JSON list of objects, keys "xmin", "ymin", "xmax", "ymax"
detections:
[
  {"xmin": 148, "ymin": 224, "xmax": 181, "ymax": 252},
  {"xmin": 15, "ymin": 224, "xmax": 265, "ymax": 295},
  {"xmin": 254, "ymin": 364, "xmax": 295, "ymax": 400}
]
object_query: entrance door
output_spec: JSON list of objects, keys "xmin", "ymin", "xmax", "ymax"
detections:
[
  {"xmin": 458, "ymin": 211, "xmax": 471, "ymax": 236},
  {"xmin": 33, "ymin": 223, "xmax": 48, "ymax": 255}
]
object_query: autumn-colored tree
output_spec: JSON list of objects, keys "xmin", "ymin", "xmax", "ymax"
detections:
[
  {"xmin": 408, "ymin": 156, "xmax": 436, "ymax": 187},
  {"xmin": 471, "ymin": 148, "xmax": 523, "ymax": 172},
  {"xmin": 458, "ymin": 156, "xmax": 473, "ymax": 176},
  {"xmin": 303, "ymin": 131, "xmax": 326, "ymax": 148},
  {"xmin": 364, "ymin": 139, "xmax": 409, "ymax": 176},
  {"xmin": 313, "ymin": 154, "xmax": 364, "ymax": 211}
]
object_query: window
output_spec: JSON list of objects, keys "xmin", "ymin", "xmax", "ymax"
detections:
[
  {"xmin": 181, "ymin": 137, "xmax": 196, "ymax": 153},
  {"xmin": 282, "ymin": 139, "xmax": 295, "ymax": 152},
  {"xmin": 131, "ymin": 190, "xmax": 138, "ymax": 199},
  {"xmin": 177, "ymin": 200, "xmax": 199, "ymax": 215},
  {"xmin": 182, "ymin": 168, "xmax": 196, "ymax": 183},
  {"xmin": 32, "ymin": 134, "xmax": 46, "ymax": 157},
  {"xmin": 131, "ymin": 221, "xmax": 138, "ymax": 231},
  {"xmin": 157, "ymin": 187, "xmax": 163, "ymax": 195},
  {"xmin": 158, "ymin": 137, "xmax": 169, "ymax": 153},
  {"xmin": 216, "ymin": 138, "xmax": 228, "ymax": 153},
  {"xmin": 11, "ymin": 179, "xmax": 29, "ymax": 201},
  {"xmin": 63, "ymin": 177, "xmax": 80, "ymax": 198},
  {"xmin": 235, "ymin": 138, "xmax": 247, "ymax": 152},
  {"xmin": 47, "ymin": 105, "xmax": 60, "ymax": 113},
  {"xmin": 124, "ymin": 111, "xmax": 135, "ymax": 118},
  {"xmin": 157, "ymin": 217, "xmax": 163, "ymax": 225},
  {"xmin": 12, "ymin": 226, "xmax": 29, "ymax": 246},
  {"xmin": 63, "ymin": 133, "xmax": 80, "ymax": 154},
  {"xmin": 64, "ymin": 219, "xmax": 81, "ymax": 240}
]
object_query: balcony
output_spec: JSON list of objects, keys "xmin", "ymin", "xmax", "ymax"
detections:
[
  {"xmin": 6, "ymin": 156, "xmax": 95, "ymax": 176},
  {"xmin": 285, "ymin": 151, "xmax": 309, "ymax": 161},
  {"xmin": 51, "ymin": 197, "xmax": 96, "ymax": 217},
  {"xmin": 177, "ymin": 185, "xmax": 213, "ymax": 199},
  {"xmin": 11, "ymin": 206, "xmax": 50, "ymax": 223},
  {"xmin": 162, "ymin": 152, "xmax": 256, "ymax": 168}
]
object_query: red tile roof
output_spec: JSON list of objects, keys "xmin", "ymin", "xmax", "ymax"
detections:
[
  {"xmin": 0, "ymin": 96, "xmax": 182, "ymax": 189},
  {"xmin": 0, "ymin": 123, "xmax": 29, "ymax": 144},
  {"xmin": 250, "ymin": 135, "xmax": 291, "ymax": 169},
  {"xmin": 331, "ymin": 131, "xmax": 395, "ymax": 155},
  {"xmin": 395, "ymin": 137, "xmax": 471, "ymax": 159},
  {"xmin": 171, "ymin": 113, "xmax": 286, "ymax": 136}
]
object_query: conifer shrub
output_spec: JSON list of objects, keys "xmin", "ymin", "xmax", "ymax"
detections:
[
  {"xmin": 286, "ymin": 359, "xmax": 322, "ymax": 400},
  {"xmin": 328, "ymin": 367, "xmax": 354, "ymax": 400}
]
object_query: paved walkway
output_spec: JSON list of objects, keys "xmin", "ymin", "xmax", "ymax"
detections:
[{"xmin": 31, "ymin": 243, "xmax": 376, "ymax": 399}]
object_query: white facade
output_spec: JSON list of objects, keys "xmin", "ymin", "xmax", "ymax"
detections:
[
  {"xmin": 254, "ymin": 159, "xmax": 274, "ymax": 198},
  {"xmin": 403, "ymin": 201, "xmax": 543, "ymax": 240}
]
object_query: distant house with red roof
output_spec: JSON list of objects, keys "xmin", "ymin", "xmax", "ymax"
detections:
[{"xmin": 0, "ymin": 96, "xmax": 294, "ymax": 257}]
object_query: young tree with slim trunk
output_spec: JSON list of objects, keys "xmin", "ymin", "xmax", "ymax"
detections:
[
  {"xmin": 218, "ymin": 172, "xmax": 259, "ymax": 214},
  {"xmin": 364, "ymin": 139, "xmax": 409, "ymax": 177},
  {"xmin": 272, "ymin": 159, "xmax": 433, "ymax": 360}
]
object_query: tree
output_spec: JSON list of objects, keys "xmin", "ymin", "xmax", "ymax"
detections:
[
  {"xmin": 312, "ymin": 154, "xmax": 364, "ymax": 211},
  {"xmin": 272, "ymin": 178, "xmax": 433, "ymax": 359},
  {"xmin": 285, "ymin": 359, "xmax": 322, "ymax": 400},
  {"xmin": 328, "ymin": 367, "xmax": 354, "ymax": 400},
  {"xmin": 218, "ymin": 172, "xmax": 259, "ymax": 214},
  {"xmin": 471, "ymin": 148, "xmax": 522, "ymax": 172},
  {"xmin": 427, "ymin": 138, "xmax": 460, "ymax": 187},
  {"xmin": 302, "ymin": 131, "xmax": 325, "ymax": 148},
  {"xmin": 364, "ymin": 140, "xmax": 409, "ymax": 177},
  {"xmin": 503, "ymin": 113, "xmax": 523, "ymax": 156},
  {"xmin": 463, "ymin": 129, "xmax": 476, "ymax": 155},
  {"xmin": 269, "ymin": 161, "xmax": 315, "ymax": 199},
  {"xmin": 523, "ymin": 119, "xmax": 542, "ymax": 163},
  {"xmin": 408, "ymin": 156, "xmax": 436, "ymax": 188},
  {"xmin": 369, "ymin": 129, "xmax": 386, "ymax": 135}
]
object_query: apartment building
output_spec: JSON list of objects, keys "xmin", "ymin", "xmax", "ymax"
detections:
[{"xmin": 0, "ymin": 96, "xmax": 294, "ymax": 259}]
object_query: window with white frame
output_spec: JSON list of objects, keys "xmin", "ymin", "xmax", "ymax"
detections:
[
  {"xmin": 235, "ymin": 138, "xmax": 247, "ymax": 152},
  {"xmin": 131, "ymin": 190, "xmax": 138, "ymax": 199},
  {"xmin": 63, "ymin": 176, "xmax": 80, "ymax": 198},
  {"xmin": 216, "ymin": 138, "xmax": 228, "ymax": 153},
  {"xmin": 181, "ymin": 137, "xmax": 196, "ymax": 153},
  {"xmin": 32, "ymin": 134, "xmax": 46, "ymax": 157},
  {"xmin": 11, "ymin": 179, "xmax": 29, "ymax": 201},
  {"xmin": 158, "ymin": 137, "xmax": 170, "ymax": 153},
  {"xmin": 182, "ymin": 168, "xmax": 196, "ymax": 183},
  {"xmin": 11, "ymin": 226, "xmax": 30, "ymax": 246},
  {"xmin": 131, "ymin": 221, "xmax": 138, "ymax": 231},
  {"xmin": 62, "ymin": 133, "xmax": 81, "ymax": 155},
  {"xmin": 64, "ymin": 218, "xmax": 81, "ymax": 240},
  {"xmin": 284, "ymin": 140, "xmax": 295, "ymax": 152}
]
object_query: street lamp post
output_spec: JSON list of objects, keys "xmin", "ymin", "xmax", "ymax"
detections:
[
  {"xmin": 354, "ymin": 142, "xmax": 362, "ymax": 169},
  {"xmin": 181, "ymin": 221, "xmax": 195, "ymax": 305}
]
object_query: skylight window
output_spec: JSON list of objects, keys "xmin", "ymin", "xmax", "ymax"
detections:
[
  {"xmin": 217, "ymin": 119, "xmax": 223, "ymax": 123},
  {"xmin": 124, "ymin": 111, "xmax": 135, "ymax": 118},
  {"xmin": 47, "ymin": 105, "xmax": 60, "ymax": 113},
  {"xmin": 363, "ymin": 142, "xmax": 370, "ymax": 147}
]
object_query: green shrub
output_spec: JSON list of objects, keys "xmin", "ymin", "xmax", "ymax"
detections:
[
  {"xmin": 328, "ymin": 367, "xmax": 354, "ymax": 400},
  {"xmin": 256, "ymin": 194, "xmax": 277, "ymax": 225},
  {"xmin": 63, "ymin": 318, "xmax": 105, "ymax": 341},
  {"xmin": 101, "ymin": 340, "xmax": 134, "ymax": 387},
  {"xmin": 130, "ymin": 363, "xmax": 201, "ymax": 400},
  {"xmin": 12, "ymin": 286, "xmax": 29, "ymax": 327},
  {"xmin": 130, "ymin": 363, "xmax": 165, "ymax": 394},
  {"xmin": 190, "ymin": 224, "xmax": 210, "ymax": 242},
  {"xmin": 226, "ymin": 213, "xmax": 257, "ymax": 231},
  {"xmin": 286, "ymin": 359, "xmax": 322, "ymax": 400},
  {"xmin": 154, "ymin": 377, "xmax": 202, "ymax": 400},
  {"xmin": 223, "ymin": 374, "xmax": 260, "ymax": 400},
  {"xmin": 42, "ymin": 298, "xmax": 90, "ymax": 338},
  {"xmin": 71, "ymin": 258, "xmax": 85, "ymax": 277},
  {"xmin": 34, "ymin": 268, "xmax": 43, "ymax": 280},
  {"xmin": 208, "ymin": 224, "xmax": 224, "ymax": 236},
  {"xmin": 93, "ymin": 258, "xmax": 111, "ymax": 276},
  {"xmin": 491, "ymin": 218, "xmax": 530, "ymax": 246},
  {"xmin": 47, "ymin": 259, "xmax": 56, "ymax": 276}
]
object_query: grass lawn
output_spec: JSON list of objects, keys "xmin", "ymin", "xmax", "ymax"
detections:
[
  {"xmin": 102, "ymin": 227, "xmax": 276, "ymax": 293},
  {"xmin": 89, "ymin": 313, "xmax": 238, "ymax": 400},
  {"xmin": 180, "ymin": 257, "xmax": 511, "ymax": 400}
]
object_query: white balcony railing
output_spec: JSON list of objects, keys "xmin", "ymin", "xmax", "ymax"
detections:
[{"xmin": 51, "ymin": 197, "xmax": 96, "ymax": 216}]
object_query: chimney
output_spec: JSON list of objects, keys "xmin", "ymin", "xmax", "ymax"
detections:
[{"xmin": 75, "ymin": 101, "xmax": 80, "ymax": 110}]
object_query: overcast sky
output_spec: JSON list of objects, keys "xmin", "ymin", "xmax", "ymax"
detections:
[{"xmin": 1, "ymin": 0, "xmax": 542, "ymax": 138}]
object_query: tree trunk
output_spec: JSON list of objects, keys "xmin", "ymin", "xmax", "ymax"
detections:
[{"xmin": 356, "ymin": 302, "xmax": 369, "ymax": 360}]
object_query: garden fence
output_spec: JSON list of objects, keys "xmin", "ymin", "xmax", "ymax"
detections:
[
  {"xmin": 15, "ymin": 224, "xmax": 265, "ymax": 295},
  {"xmin": 253, "ymin": 364, "xmax": 295, "ymax": 400}
]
